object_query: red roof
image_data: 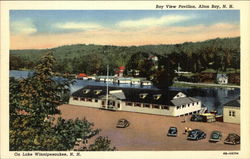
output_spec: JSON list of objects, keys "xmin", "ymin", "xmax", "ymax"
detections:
[
  {"xmin": 119, "ymin": 66, "xmax": 125, "ymax": 70},
  {"xmin": 77, "ymin": 73, "xmax": 87, "ymax": 77}
]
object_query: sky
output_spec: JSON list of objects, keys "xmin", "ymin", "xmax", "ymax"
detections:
[{"xmin": 10, "ymin": 10, "xmax": 240, "ymax": 50}]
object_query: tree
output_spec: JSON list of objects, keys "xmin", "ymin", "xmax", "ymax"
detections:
[
  {"xmin": 88, "ymin": 136, "xmax": 116, "ymax": 151},
  {"xmin": 150, "ymin": 55, "xmax": 176, "ymax": 89},
  {"xmin": 9, "ymin": 52, "xmax": 116, "ymax": 151},
  {"xmin": 126, "ymin": 52, "xmax": 176, "ymax": 89}
]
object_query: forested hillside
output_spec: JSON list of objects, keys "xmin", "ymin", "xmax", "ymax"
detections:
[{"xmin": 10, "ymin": 37, "xmax": 240, "ymax": 75}]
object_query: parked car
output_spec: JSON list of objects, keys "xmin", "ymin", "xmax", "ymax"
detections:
[
  {"xmin": 224, "ymin": 133, "xmax": 240, "ymax": 145},
  {"xmin": 187, "ymin": 129, "xmax": 206, "ymax": 140},
  {"xmin": 209, "ymin": 131, "xmax": 222, "ymax": 142},
  {"xmin": 167, "ymin": 127, "xmax": 178, "ymax": 137},
  {"xmin": 116, "ymin": 119, "xmax": 130, "ymax": 128},
  {"xmin": 190, "ymin": 114, "xmax": 206, "ymax": 122}
]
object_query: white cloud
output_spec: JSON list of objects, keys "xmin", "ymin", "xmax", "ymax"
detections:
[
  {"xmin": 116, "ymin": 15, "xmax": 195, "ymax": 29},
  {"xmin": 54, "ymin": 22, "xmax": 103, "ymax": 31},
  {"xmin": 10, "ymin": 19, "xmax": 37, "ymax": 35}
]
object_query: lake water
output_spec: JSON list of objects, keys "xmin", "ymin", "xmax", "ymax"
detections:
[{"xmin": 10, "ymin": 70, "xmax": 240, "ymax": 115}]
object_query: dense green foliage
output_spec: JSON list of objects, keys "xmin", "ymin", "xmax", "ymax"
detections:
[
  {"xmin": 9, "ymin": 52, "xmax": 116, "ymax": 151},
  {"xmin": 126, "ymin": 52, "xmax": 176, "ymax": 89},
  {"xmin": 10, "ymin": 37, "xmax": 240, "ymax": 88},
  {"xmin": 10, "ymin": 37, "xmax": 240, "ymax": 75}
]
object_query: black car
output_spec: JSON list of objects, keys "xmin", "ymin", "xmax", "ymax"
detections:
[
  {"xmin": 167, "ymin": 127, "xmax": 178, "ymax": 137},
  {"xmin": 187, "ymin": 129, "xmax": 206, "ymax": 140},
  {"xmin": 116, "ymin": 119, "xmax": 130, "ymax": 128},
  {"xmin": 209, "ymin": 131, "xmax": 222, "ymax": 142},
  {"xmin": 224, "ymin": 133, "xmax": 240, "ymax": 145},
  {"xmin": 190, "ymin": 114, "xmax": 206, "ymax": 122}
]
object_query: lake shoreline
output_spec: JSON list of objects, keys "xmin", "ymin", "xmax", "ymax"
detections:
[
  {"xmin": 173, "ymin": 81, "xmax": 240, "ymax": 89},
  {"xmin": 10, "ymin": 70, "xmax": 241, "ymax": 115}
]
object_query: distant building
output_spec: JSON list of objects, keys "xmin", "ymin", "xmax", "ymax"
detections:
[
  {"xmin": 117, "ymin": 77, "xmax": 131, "ymax": 84},
  {"xmin": 76, "ymin": 73, "xmax": 88, "ymax": 80},
  {"xmin": 128, "ymin": 69, "xmax": 140, "ymax": 77},
  {"xmin": 115, "ymin": 66, "xmax": 125, "ymax": 77},
  {"xmin": 216, "ymin": 74, "xmax": 228, "ymax": 84},
  {"xmin": 141, "ymin": 80, "xmax": 152, "ymax": 86},
  {"xmin": 69, "ymin": 85, "xmax": 203, "ymax": 117},
  {"xmin": 96, "ymin": 76, "xmax": 114, "ymax": 82},
  {"xmin": 148, "ymin": 56, "xmax": 158, "ymax": 62},
  {"xmin": 131, "ymin": 78, "xmax": 146, "ymax": 85},
  {"xmin": 223, "ymin": 97, "xmax": 240, "ymax": 124}
]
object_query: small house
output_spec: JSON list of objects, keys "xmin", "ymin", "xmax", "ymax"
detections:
[
  {"xmin": 115, "ymin": 66, "xmax": 125, "ymax": 77},
  {"xmin": 216, "ymin": 74, "xmax": 228, "ymax": 84},
  {"xmin": 76, "ymin": 73, "xmax": 88, "ymax": 80},
  {"xmin": 141, "ymin": 80, "xmax": 152, "ymax": 86},
  {"xmin": 223, "ymin": 97, "xmax": 240, "ymax": 124}
]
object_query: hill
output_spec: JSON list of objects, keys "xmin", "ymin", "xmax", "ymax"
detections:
[{"xmin": 10, "ymin": 37, "xmax": 240, "ymax": 75}]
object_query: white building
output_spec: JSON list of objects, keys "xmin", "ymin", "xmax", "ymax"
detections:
[
  {"xmin": 141, "ymin": 80, "xmax": 152, "ymax": 86},
  {"xmin": 223, "ymin": 97, "xmax": 240, "ymax": 124},
  {"xmin": 69, "ymin": 85, "xmax": 202, "ymax": 117},
  {"xmin": 216, "ymin": 74, "xmax": 228, "ymax": 84}
]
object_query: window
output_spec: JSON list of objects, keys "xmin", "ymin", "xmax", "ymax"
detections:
[
  {"xmin": 87, "ymin": 98, "xmax": 92, "ymax": 102},
  {"xmin": 83, "ymin": 89, "xmax": 90, "ymax": 94},
  {"xmin": 94, "ymin": 90, "xmax": 102, "ymax": 95},
  {"xmin": 229, "ymin": 110, "xmax": 236, "ymax": 117},
  {"xmin": 73, "ymin": 97, "xmax": 78, "ymax": 100},
  {"xmin": 182, "ymin": 105, "xmax": 185, "ymax": 108},
  {"xmin": 95, "ymin": 99, "xmax": 98, "ymax": 103},
  {"xmin": 102, "ymin": 101, "xmax": 105, "ymax": 105},
  {"xmin": 153, "ymin": 94, "xmax": 162, "ymax": 100},
  {"xmin": 177, "ymin": 106, "xmax": 180, "ymax": 109},
  {"xmin": 232, "ymin": 111, "xmax": 235, "ymax": 117},
  {"xmin": 117, "ymin": 103, "xmax": 120, "ymax": 108},
  {"xmin": 126, "ymin": 102, "xmax": 133, "ymax": 106},
  {"xmin": 162, "ymin": 106, "xmax": 169, "ymax": 110},
  {"xmin": 152, "ymin": 104, "xmax": 160, "ymax": 109},
  {"xmin": 139, "ymin": 93, "xmax": 148, "ymax": 99},
  {"xmin": 80, "ymin": 97, "xmax": 85, "ymax": 101},
  {"xmin": 143, "ymin": 103, "xmax": 150, "ymax": 108},
  {"xmin": 135, "ymin": 103, "xmax": 141, "ymax": 107}
]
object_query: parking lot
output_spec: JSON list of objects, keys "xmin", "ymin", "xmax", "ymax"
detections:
[{"xmin": 58, "ymin": 104, "xmax": 240, "ymax": 151}]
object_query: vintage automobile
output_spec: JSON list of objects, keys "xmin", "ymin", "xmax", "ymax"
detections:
[
  {"xmin": 209, "ymin": 131, "xmax": 222, "ymax": 142},
  {"xmin": 190, "ymin": 114, "xmax": 206, "ymax": 122},
  {"xmin": 187, "ymin": 129, "xmax": 206, "ymax": 140},
  {"xmin": 116, "ymin": 119, "xmax": 130, "ymax": 128},
  {"xmin": 224, "ymin": 133, "xmax": 240, "ymax": 145},
  {"xmin": 167, "ymin": 127, "xmax": 178, "ymax": 137}
]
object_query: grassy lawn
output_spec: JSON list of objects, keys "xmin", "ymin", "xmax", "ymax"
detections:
[
  {"xmin": 201, "ymin": 68, "xmax": 240, "ymax": 74},
  {"xmin": 172, "ymin": 82, "xmax": 240, "ymax": 89}
]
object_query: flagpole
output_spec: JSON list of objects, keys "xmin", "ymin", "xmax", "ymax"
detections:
[{"xmin": 106, "ymin": 65, "xmax": 109, "ymax": 109}]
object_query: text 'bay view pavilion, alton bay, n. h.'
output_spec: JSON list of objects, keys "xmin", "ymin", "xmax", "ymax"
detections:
[{"xmin": 69, "ymin": 85, "xmax": 205, "ymax": 117}]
